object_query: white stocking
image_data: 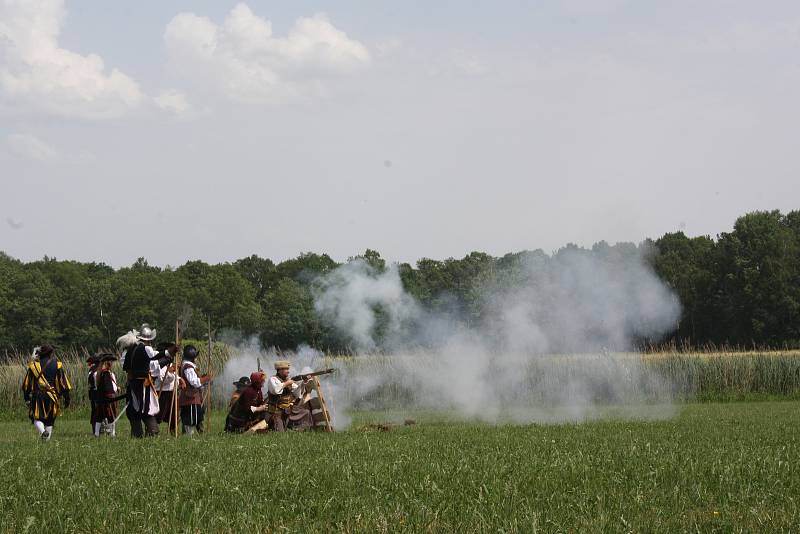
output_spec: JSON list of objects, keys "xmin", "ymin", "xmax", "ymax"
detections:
[
  {"xmin": 94, "ymin": 422, "xmax": 101, "ymax": 437},
  {"xmin": 33, "ymin": 421, "xmax": 45, "ymax": 435},
  {"xmin": 44, "ymin": 426, "xmax": 53, "ymax": 440},
  {"xmin": 185, "ymin": 425, "xmax": 196, "ymax": 436}
]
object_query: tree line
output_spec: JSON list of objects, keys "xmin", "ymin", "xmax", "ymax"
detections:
[{"xmin": 1, "ymin": 210, "xmax": 798, "ymax": 353}]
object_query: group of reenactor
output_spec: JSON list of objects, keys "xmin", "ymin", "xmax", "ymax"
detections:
[
  {"xmin": 22, "ymin": 323, "xmax": 323, "ymax": 440},
  {"xmin": 224, "ymin": 360, "xmax": 315, "ymax": 433}
]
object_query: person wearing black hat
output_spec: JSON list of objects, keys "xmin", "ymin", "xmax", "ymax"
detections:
[
  {"xmin": 223, "ymin": 376, "xmax": 253, "ymax": 432},
  {"xmin": 225, "ymin": 372, "xmax": 265, "ymax": 433},
  {"xmin": 228, "ymin": 376, "xmax": 251, "ymax": 410},
  {"xmin": 93, "ymin": 354, "xmax": 120, "ymax": 437},
  {"xmin": 178, "ymin": 345, "xmax": 212, "ymax": 435},
  {"xmin": 87, "ymin": 354, "xmax": 101, "ymax": 434},
  {"xmin": 155, "ymin": 341, "xmax": 179, "ymax": 432},
  {"xmin": 21, "ymin": 344, "xmax": 72, "ymax": 441}
]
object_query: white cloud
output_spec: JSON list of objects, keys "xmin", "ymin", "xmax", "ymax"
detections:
[
  {"xmin": 164, "ymin": 3, "xmax": 370, "ymax": 103},
  {"xmin": 0, "ymin": 0, "xmax": 143, "ymax": 119},
  {"xmin": 154, "ymin": 89, "xmax": 190, "ymax": 114},
  {"xmin": 5, "ymin": 132, "xmax": 58, "ymax": 161}
]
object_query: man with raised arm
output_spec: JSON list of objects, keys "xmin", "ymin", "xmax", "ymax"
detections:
[
  {"xmin": 118, "ymin": 324, "xmax": 162, "ymax": 438},
  {"xmin": 264, "ymin": 360, "xmax": 313, "ymax": 431}
]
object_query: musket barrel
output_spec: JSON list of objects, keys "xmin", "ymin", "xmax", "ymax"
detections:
[{"xmin": 291, "ymin": 368, "xmax": 335, "ymax": 381}]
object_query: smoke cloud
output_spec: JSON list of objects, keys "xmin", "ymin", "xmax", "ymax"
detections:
[{"xmin": 313, "ymin": 246, "xmax": 681, "ymax": 425}]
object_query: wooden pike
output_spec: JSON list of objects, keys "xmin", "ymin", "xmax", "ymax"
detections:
[
  {"xmin": 174, "ymin": 318, "xmax": 181, "ymax": 438},
  {"xmin": 205, "ymin": 315, "xmax": 213, "ymax": 434}
]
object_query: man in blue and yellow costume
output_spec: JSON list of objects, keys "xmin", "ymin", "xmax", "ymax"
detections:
[{"xmin": 22, "ymin": 344, "xmax": 72, "ymax": 441}]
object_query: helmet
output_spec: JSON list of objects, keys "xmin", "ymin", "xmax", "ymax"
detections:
[
  {"xmin": 137, "ymin": 324, "xmax": 157, "ymax": 342},
  {"xmin": 183, "ymin": 345, "xmax": 198, "ymax": 361}
]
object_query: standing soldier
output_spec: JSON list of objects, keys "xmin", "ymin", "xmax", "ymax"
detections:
[
  {"xmin": 118, "ymin": 324, "xmax": 162, "ymax": 438},
  {"xmin": 93, "ymin": 354, "xmax": 120, "ymax": 437},
  {"xmin": 265, "ymin": 361, "xmax": 313, "ymax": 431},
  {"xmin": 87, "ymin": 354, "xmax": 100, "ymax": 434},
  {"xmin": 178, "ymin": 345, "xmax": 212, "ymax": 435},
  {"xmin": 156, "ymin": 342, "xmax": 179, "ymax": 432},
  {"xmin": 21, "ymin": 344, "xmax": 72, "ymax": 441}
]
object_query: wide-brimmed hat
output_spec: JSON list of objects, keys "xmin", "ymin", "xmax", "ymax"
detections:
[
  {"xmin": 273, "ymin": 360, "xmax": 291, "ymax": 370},
  {"xmin": 99, "ymin": 353, "xmax": 118, "ymax": 363},
  {"xmin": 233, "ymin": 376, "xmax": 251, "ymax": 388},
  {"xmin": 136, "ymin": 324, "xmax": 157, "ymax": 341},
  {"xmin": 38, "ymin": 344, "xmax": 54, "ymax": 358},
  {"xmin": 86, "ymin": 354, "xmax": 100, "ymax": 364}
]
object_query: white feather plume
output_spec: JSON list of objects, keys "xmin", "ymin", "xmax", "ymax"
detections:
[{"xmin": 116, "ymin": 330, "xmax": 139, "ymax": 349}]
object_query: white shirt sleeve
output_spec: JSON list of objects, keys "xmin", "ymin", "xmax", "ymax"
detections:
[
  {"xmin": 111, "ymin": 373, "xmax": 118, "ymax": 394},
  {"xmin": 184, "ymin": 364, "xmax": 201, "ymax": 388},
  {"xmin": 148, "ymin": 359, "xmax": 162, "ymax": 388},
  {"xmin": 160, "ymin": 366, "xmax": 176, "ymax": 391},
  {"xmin": 268, "ymin": 376, "xmax": 303, "ymax": 397},
  {"xmin": 267, "ymin": 376, "xmax": 284, "ymax": 395}
]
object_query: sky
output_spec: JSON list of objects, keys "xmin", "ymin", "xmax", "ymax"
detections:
[{"xmin": 1, "ymin": 0, "xmax": 798, "ymax": 268}]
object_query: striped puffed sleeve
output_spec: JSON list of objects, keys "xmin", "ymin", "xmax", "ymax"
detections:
[
  {"xmin": 55, "ymin": 362, "xmax": 72, "ymax": 394},
  {"xmin": 21, "ymin": 364, "xmax": 35, "ymax": 403}
]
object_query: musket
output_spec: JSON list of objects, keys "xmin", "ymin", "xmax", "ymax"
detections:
[
  {"xmin": 291, "ymin": 368, "xmax": 335, "ymax": 381},
  {"xmin": 205, "ymin": 315, "xmax": 213, "ymax": 433},
  {"xmin": 174, "ymin": 317, "xmax": 181, "ymax": 438}
]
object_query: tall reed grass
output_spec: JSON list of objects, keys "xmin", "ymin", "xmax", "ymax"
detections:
[
  {"xmin": 2, "ymin": 346, "xmax": 799, "ymax": 412},
  {"xmin": 0, "ymin": 340, "xmax": 232, "ymax": 412}
]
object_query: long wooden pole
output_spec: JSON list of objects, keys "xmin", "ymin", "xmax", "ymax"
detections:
[
  {"xmin": 206, "ymin": 315, "xmax": 213, "ymax": 434},
  {"xmin": 174, "ymin": 319, "xmax": 181, "ymax": 438}
]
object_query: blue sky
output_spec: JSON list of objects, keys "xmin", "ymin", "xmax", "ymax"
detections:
[{"xmin": 2, "ymin": 1, "xmax": 799, "ymax": 266}]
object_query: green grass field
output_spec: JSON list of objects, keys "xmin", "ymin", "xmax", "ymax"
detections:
[{"xmin": 1, "ymin": 401, "xmax": 798, "ymax": 533}]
